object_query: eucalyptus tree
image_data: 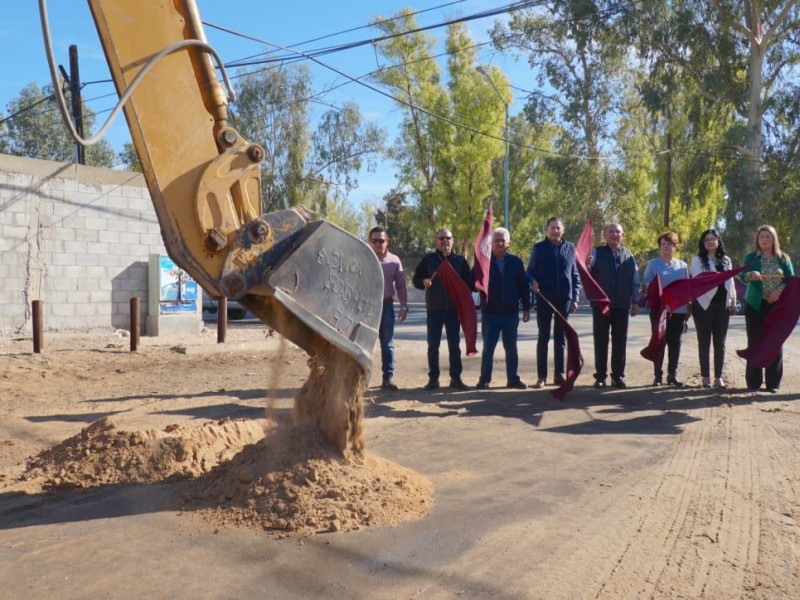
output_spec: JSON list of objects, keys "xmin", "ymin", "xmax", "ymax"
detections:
[
  {"xmin": 627, "ymin": 0, "xmax": 800, "ymax": 255},
  {"xmin": 228, "ymin": 66, "xmax": 312, "ymax": 213},
  {"xmin": 1, "ymin": 83, "xmax": 115, "ymax": 167},
  {"xmin": 306, "ymin": 100, "xmax": 387, "ymax": 219},
  {"xmin": 491, "ymin": 0, "xmax": 629, "ymax": 228},
  {"xmin": 118, "ymin": 142, "xmax": 141, "ymax": 172},
  {"xmin": 228, "ymin": 66, "xmax": 386, "ymax": 230}
]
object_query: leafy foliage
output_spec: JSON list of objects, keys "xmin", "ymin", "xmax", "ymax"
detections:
[
  {"xmin": 228, "ymin": 66, "xmax": 386, "ymax": 234},
  {"xmin": 1, "ymin": 83, "xmax": 115, "ymax": 168}
]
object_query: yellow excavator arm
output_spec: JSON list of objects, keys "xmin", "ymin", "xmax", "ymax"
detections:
[{"xmin": 80, "ymin": 0, "xmax": 381, "ymax": 452}]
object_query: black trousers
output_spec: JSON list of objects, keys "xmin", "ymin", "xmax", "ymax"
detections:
[
  {"xmin": 592, "ymin": 306, "xmax": 629, "ymax": 381},
  {"xmin": 692, "ymin": 300, "xmax": 730, "ymax": 379},
  {"xmin": 744, "ymin": 302, "xmax": 783, "ymax": 389},
  {"xmin": 648, "ymin": 310, "xmax": 686, "ymax": 377}
]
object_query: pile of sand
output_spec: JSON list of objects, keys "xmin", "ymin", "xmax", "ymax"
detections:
[
  {"xmin": 23, "ymin": 416, "xmax": 270, "ymax": 489},
  {"xmin": 21, "ymin": 418, "xmax": 434, "ymax": 536},
  {"xmin": 185, "ymin": 421, "xmax": 433, "ymax": 536}
]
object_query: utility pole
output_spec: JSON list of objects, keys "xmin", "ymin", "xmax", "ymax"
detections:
[
  {"xmin": 477, "ymin": 66, "xmax": 509, "ymax": 229},
  {"xmin": 61, "ymin": 45, "xmax": 85, "ymax": 165},
  {"xmin": 664, "ymin": 130, "xmax": 672, "ymax": 229}
]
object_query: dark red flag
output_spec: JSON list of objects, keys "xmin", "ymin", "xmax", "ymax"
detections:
[
  {"xmin": 737, "ymin": 276, "xmax": 800, "ymax": 367},
  {"xmin": 437, "ymin": 259, "xmax": 478, "ymax": 356},
  {"xmin": 473, "ymin": 204, "xmax": 493, "ymax": 300},
  {"xmin": 640, "ymin": 275, "xmax": 667, "ymax": 363},
  {"xmin": 575, "ymin": 219, "xmax": 611, "ymax": 316},
  {"xmin": 661, "ymin": 264, "xmax": 749, "ymax": 312},
  {"xmin": 537, "ymin": 294, "xmax": 583, "ymax": 401}
]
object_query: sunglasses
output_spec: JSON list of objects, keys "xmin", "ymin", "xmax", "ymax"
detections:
[
  {"xmin": 369, "ymin": 238, "xmax": 387, "ymax": 244},
  {"xmin": 437, "ymin": 236, "xmax": 453, "ymax": 240}
]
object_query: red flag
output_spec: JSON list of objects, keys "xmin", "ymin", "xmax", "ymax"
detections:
[
  {"xmin": 436, "ymin": 259, "xmax": 479, "ymax": 356},
  {"xmin": 640, "ymin": 275, "xmax": 667, "ymax": 363},
  {"xmin": 575, "ymin": 219, "xmax": 611, "ymax": 316},
  {"xmin": 737, "ymin": 276, "xmax": 800, "ymax": 367},
  {"xmin": 473, "ymin": 204, "xmax": 493, "ymax": 299},
  {"xmin": 541, "ymin": 294, "xmax": 583, "ymax": 401},
  {"xmin": 661, "ymin": 264, "xmax": 750, "ymax": 312}
]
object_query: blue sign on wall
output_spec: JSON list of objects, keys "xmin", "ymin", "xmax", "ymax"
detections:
[{"xmin": 158, "ymin": 256, "xmax": 198, "ymax": 314}]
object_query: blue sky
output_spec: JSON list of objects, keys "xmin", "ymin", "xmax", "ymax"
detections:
[{"xmin": 1, "ymin": 1, "xmax": 529, "ymax": 208}]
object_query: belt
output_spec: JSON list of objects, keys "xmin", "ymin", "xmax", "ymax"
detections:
[{"xmin": 383, "ymin": 297, "xmax": 394, "ymax": 303}]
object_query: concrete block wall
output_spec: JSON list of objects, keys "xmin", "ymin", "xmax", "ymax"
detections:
[{"xmin": 0, "ymin": 153, "xmax": 191, "ymax": 336}]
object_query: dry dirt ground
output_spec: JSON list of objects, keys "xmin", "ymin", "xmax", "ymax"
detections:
[{"xmin": 1, "ymin": 310, "xmax": 799, "ymax": 599}]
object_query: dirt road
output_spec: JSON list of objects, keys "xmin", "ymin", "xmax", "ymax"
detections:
[{"xmin": 1, "ymin": 310, "xmax": 799, "ymax": 599}]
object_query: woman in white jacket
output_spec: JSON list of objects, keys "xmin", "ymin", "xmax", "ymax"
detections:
[{"xmin": 690, "ymin": 229, "xmax": 737, "ymax": 388}]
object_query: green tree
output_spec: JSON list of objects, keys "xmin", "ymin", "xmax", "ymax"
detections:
[
  {"xmin": 229, "ymin": 67, "xmax": 312, "ymax": 212},
  {"xmin": 0, "ymin": 83, "xmax": 115, "ymax": 167},
  {"xmin": 492, "ymin": 0, "xmax": 628, "ymax": 228},
  {"xmin": 374, "ymin": 187, "xmax": 425, "ymax": 258},
  {"xmin": 502, "ymin": 115, "xmax": 564, "ymax": 255},
  {"xmin": 118, "ymin": 142, "xmax": 141, "ymax": 172},
  {"xmin": 372, "ymin": 12, "xmax": 521, "ymax": 256},
  {"xmin": 306, "ymin": 101, "xmax": 386, "ymax": 215},
  {"xmin": 370, "ymin": 9, "xmax": 451, "ymax": 237},
  {"xmin": 229, "ymin": 67, "xmax": 386, "ymax": 223},
  {"xmin": 626, "ymin": 0, "xmax": 800, "ymax": 254}
]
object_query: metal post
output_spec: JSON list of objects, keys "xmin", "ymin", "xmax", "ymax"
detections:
[
  {"xmin": 217, "ymin": 297, "xmax": 227, "ymax": 343},
  {"xmin": 477, "ymin": 66, "xmax": 510, "ymax": 228},
  {"xmin": 130, "ymin": 297, "xmax": 140, "ymax": 352},
  {"xmin": 32, "ymin": 300, "xmax": 43, "ymax": 354}
]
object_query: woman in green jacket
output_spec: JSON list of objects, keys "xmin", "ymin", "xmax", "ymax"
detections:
[{"xmin": 739, "ymin": 225, "xmax": 794, "ymax": 392}]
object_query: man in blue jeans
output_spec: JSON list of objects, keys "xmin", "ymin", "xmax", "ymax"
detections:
[
  {"xmin": 368, "ymin": 227, "xmax": 408, "ymax": 390},
  {"xmin": 412, "ymin": 228, "xmax": 473, "ymax": 391},
  {"xmin": 527, "ymin": 217, "xmax": 581, "ymax": 388},
  {"xmin": 474, "ymin": 227, "xmax": 531, "ymax": 390}
]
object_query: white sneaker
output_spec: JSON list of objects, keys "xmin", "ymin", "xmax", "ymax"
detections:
[
  {"xmin": 702, "ymin": 377, "xmax": 711, "ymax": 388},
  {"xmin": 714, "ymin": 377, "xmax": 727, "ymax": 389}
]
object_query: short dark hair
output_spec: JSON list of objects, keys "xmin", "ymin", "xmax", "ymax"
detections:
[
  {"xmin": 369, "ymin": 226, "xmax": 386, "ymax": 237},
  {"xmin": 546, "ymin": 216, "xmax": 563, "ymax": 227}
]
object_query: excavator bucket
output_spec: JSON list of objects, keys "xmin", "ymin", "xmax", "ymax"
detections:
[{"xmin": 220, "ymin": 209, "xmax": 382, "ymax": 376}]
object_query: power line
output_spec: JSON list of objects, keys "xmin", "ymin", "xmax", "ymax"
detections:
[
  {"xmin": 222, "ymin": 0, "xmax": 469, "ymax": 69},
  {"xmin": 207, "ymin": 1, "xmax": 543, "ymax": 68},
  {"xmin": 0, "ymin": 92, "xmax": 56, "ymax": 125},
  {"xmin": 202, "ymin": 6, "xmax": 630, "ymax": 163},
  {"xmin": 2, "ymin": 0, "xmax": 767, "ymax": 168}
]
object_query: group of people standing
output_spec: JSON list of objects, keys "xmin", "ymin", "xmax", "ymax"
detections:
[{"xmin": 369, "ymin": 220, "xmax": 794, "ymax": 394}]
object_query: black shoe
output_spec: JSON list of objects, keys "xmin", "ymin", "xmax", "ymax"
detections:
[
  {"xmin": 666, "ymin": 374, "xmax": 683, "ymax": 387},
  {"xmin": 476, "ymin": 381, "xmax": 489, "ymax": 390},
  {"xmin": 381, "ymin": 379, "xmax": 398, "ymax": 391},
  {"xmin": 768, "ymin": 387, "xmax": 779, "ymax": 394},
  {"xmin": 594, "ymin": 379, "xmax": 606, "ymax": 389},
  {"xmin": 506, "ymin": 380, "xmax": 527, "ymax": 390},
  {"xmin": 652, "ymin": 376, "xmax": 662, "ymax": 386},
  {"xmin": 449, "ymin": 378, "xmax": 470, "ymax": 390},
  {"xmin": 611, "ymin": 377, "xmax": 627, "ymax": 389},
  {"xmin": 423, "ymin": 379, "xmax": 439, "ymax": 391},
  {"xmin": 553, "ymin": 375, "xmax": 566, "ymax": 386}
]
